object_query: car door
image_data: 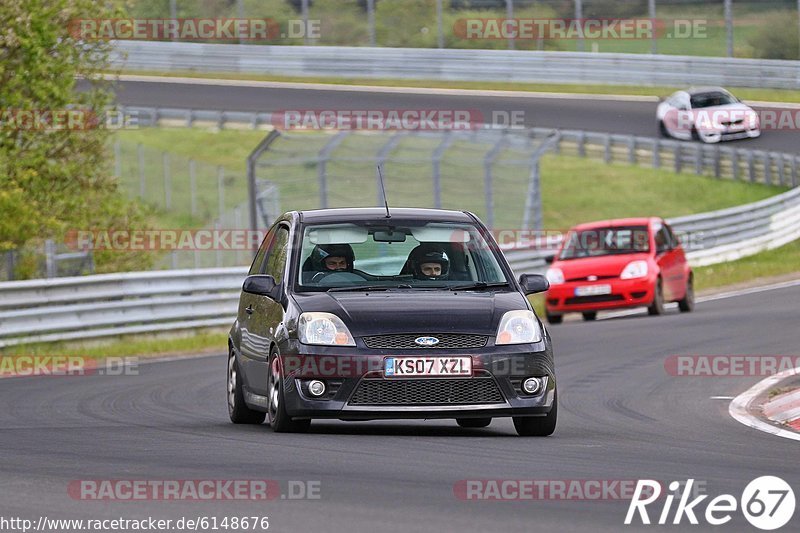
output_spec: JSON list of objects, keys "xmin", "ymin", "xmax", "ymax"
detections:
[
  {"xmin": 665, "ymin": 93, "xmax": 693, "ymax": 139},
  {"xmin": 664, "ymin": 223, "xmax": 689, "ymax": 300},
  {"xmin": 653, "ymin": 223, "xmax": 682, "ymax": 301},
  {"xmin": 239, "ymin": 224, "xmax": 290, "ymax": 396}
]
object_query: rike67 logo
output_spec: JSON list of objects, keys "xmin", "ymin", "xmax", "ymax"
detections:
[{"xmin": 625, "ymin": 477, "xmax": 795, "ymax": 530}]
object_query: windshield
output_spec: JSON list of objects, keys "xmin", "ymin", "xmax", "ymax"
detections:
[
  {"xmin": 559, "ymin": 226, "xmax": 650, "ymax": 260},
  {"xmin": 296, "ymin": 220, "xmax": 508, "ymax": 291},
  {"xmin": 690, "ymin": 91, "xmax": 737, "ymax": 108}
]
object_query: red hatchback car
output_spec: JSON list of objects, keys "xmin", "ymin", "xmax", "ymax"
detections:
[{"xmin": 544, "ymin": 217, "xmax": 694, "ymax": 324}]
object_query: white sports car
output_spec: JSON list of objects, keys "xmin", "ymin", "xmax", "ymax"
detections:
[{"xmin": 656, "ymin": 87, "xmax": 760, "ymax": 144}]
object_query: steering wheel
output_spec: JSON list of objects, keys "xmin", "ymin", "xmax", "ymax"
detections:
[{"xmin": 311, "ymin": 270, "xmax": 370, "ymax": 285}]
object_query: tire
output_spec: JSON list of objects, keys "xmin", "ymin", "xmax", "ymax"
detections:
[
  {"xmin": 678, "ymin": 274, "xmax": 695, "ymax": 313},
  {"xmin": 582, "ymin": 311, "xmax": 597, "ymax": 321},
  {"xmin": 647, "ymin": 278, "xmax": 665, "ymax": 316},
  {"xmin": 513, "ymin": 391, "xmax": 557, "ymax": 437},
  {"xmin": 691, "ymin": 126, "xmax": 701, "ymax": 142},
  {"xmin": 457, "ymin": 418, "xmax": 492, "ymax": 428},
  {"xmin": 546, "ymin": 313, "xmax": 563, "ymax": 325},
  {"xmin": 267, "ymin": 351, "xmax": 310, "ymax": 433},
  {"xmin": 658, "ymin": 120, "xmax": 669, "ymax": 138},
  {"xmin": 227, "ymin": 349, "xmax": 266, "ymax": 425}
]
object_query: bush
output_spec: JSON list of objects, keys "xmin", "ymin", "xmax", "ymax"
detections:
[{"xmin": 748, "ymin": 11, "xmax": 799, "ymax": 60}]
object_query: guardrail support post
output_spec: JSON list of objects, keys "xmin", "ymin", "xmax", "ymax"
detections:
[
  {"xmin": 577, "ymin": 131, "xmax": 586, "ymax": 157},
  {"xmin": 652, "ymin": 138, "xmax": 661, "ymax": 168},
  {"xmin": 694, "ymin": 144, "xmax": 703, "ymax": 175},
  {"xmin": 674, "ymin": 144, "xmax": 681, "ymax": 173},
  {"xmin": 792, "ymin": 156, "xmax": 798, "ymax": 188},
  {"xmin": 45, "ymin": 240, "xmax": 56, "ymax": 279},
  {"xmin": 764, "ymin": 153, "xmax": 772, "ymax": 185},
  {"xmin": 603, "ymin": 134, "xmax": 611, "ymax": 163},
  {"xmin": 731, "ymin": 149, "xmax": 739, "ymax": 181},
  {"xmin": 777, "ymin": 154, "xmax": 786, "ymax": 186},
  {"xmin": 747, "ymin": 151, "xmax": 755, "ymax": 182},
  {"xmin": 713, "ymin": 147, "xmax": 721, "ymax": 178},
  {"xmin": 627, "ymin": 137, "xmax": 635, "ymax": 164}
]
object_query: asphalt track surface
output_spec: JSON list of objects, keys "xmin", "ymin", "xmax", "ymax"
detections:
[
  {"xmin": 107, "ymin": 78, "xmax": 800, "ymax": 154},
  {"xmin": 2, "ymin": 286, "xmax": 799, "ymax": 532}
]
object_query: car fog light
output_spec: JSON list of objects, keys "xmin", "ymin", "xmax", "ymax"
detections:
[
  {"xmin": 308, "ymin": 380, "xmax": 326, "ymax": 397},
  {"xmin": 522, "ymin": 377, "xmax": 543, "ymax": 395}
]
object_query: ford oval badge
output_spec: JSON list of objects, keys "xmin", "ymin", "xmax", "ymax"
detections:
[{"xmin": 415, "ymin": 336, "xmax": 440, "ymax": 347}]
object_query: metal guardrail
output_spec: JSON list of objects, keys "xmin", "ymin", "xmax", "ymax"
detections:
[{"xmin": 112, "ymin": 41, "xmax": 800, "ymax": 90}]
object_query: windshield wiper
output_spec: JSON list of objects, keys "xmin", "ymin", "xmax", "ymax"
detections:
[
  {"xmin": 446, "ymin": 282, "xmax": 510, "ymax": 291},
  {"xmin": 327, "ymin": 284, "xmax": 413, "ymax": 292}
]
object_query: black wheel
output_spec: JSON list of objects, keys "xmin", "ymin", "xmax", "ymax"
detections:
[
  {"xmin": 658, "ymin": 120, "xmax": 669, "ymax": 138},
  {"xmin": 513, "ymin": 391, "xmax": 557, "ymax": 437},
  {"xmin": 546, "ymin": 313, "xmax": 563, "ymax": 324},
  {"xmin": 678, "ymin": 274, "xmax": 695, "ymax": 313},
  {"xmin": 582, "ymin": 311, "xmax": 597, "ymax": 321},
  {"xmin": 691, "ymin": 126, "xmax": 700, "ymax": 141},
  {"xmin": 267, "ymin": 351, "xmax": 310, "ymax": 433},
  {"xmin": 647, "ymin": 278, "xmax": 665, "ymax": 316},
  {"xmin": 227, "ymin": 349, "xmax": 266, "ymax": 425},
  {"xmin": 457, "ymin": 418, "xmax": 492, "ymax": 428}
]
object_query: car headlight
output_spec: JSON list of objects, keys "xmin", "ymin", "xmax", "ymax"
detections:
[
  {"xmin": 298, "ymin": 312, "xmax": 355, "ymax": 346},
  {"xmin": 748, "ymin": 111, "xmax": 759, "ymax": 128},
  {"xmin": 496, "ymin": 310, "xmax": 543, "ymax": 345},
  {"xmin": 545, "ymin": 267, "xmax": 565, "ymax": 285},
  {"xmin": 620, "ymin": 260, "xmax": 649, "ymax": 280}
]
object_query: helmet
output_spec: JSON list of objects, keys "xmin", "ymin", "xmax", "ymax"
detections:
[
  {"xmin": 309, "ymin": 244, "xmax": 355, "ymax": 272},
  {"xmin": 408, "ymin": 244, "xmax": 450, "ymax": 280}
]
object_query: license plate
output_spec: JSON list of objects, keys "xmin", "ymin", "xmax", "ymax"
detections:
[
  {"xmin": 384, "ymin": 356, "xmax": 472, "ymax": 378},
  {"xmin": 575, "ymin": 284, "xmax": 612, "ymax": 297}
]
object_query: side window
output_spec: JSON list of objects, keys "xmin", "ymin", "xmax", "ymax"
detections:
[
  {"xmin": 664, "ymin": 224, "xmax": 678, "ymax": 249},
  {"xmin": 263, "ymin": 226, "xmax": 290, "ymax": 282},
  {"xmin": 248, "ymin": 227, "xmax": 275, "ymax": 276},
  {"xmin": 654, "ymin": 227, "xmax": 671, "ymax": 254}
]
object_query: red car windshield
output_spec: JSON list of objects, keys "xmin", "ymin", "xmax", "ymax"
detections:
[{"xmin": 559, "ymin": 226, "xmax": 650, "ymax": 260}]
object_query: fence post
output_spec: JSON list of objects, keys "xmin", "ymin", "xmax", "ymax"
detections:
[
  {"xmin": 648, "ymin": 0, "xmax": 657, "ymax": 54},
  {"xmin": 575, "ymin": 0, "xmax": 584, "ymax": 52},
  {"xmin": 317, "ymin": 131, "xmax": 348, "ymax": 209},
  {"xmin": 505, "ymin": 0, "xmax": 514, "ymax": 51},
  {"xmin": 747, "ymin": 151, "xmax": 755, "ymax": 182},
  {"xmin": 137, "ymin": 143, "xmax": 145, "ymax": 198},
  {"xmin": 778, "ymin": 154, "xmax": 786, "ymax": 186},
  {"xmin": 376, "ymin": 132, "xmax": 406, "ymax": 206},
  {"xmin": 215, "ymin": 220, "xmax": 223, "ymax": 268},
  {"xmin": 114, "ymin": 139, "xmax": 121, "ymax": 178},
  {"xmin": 484, "ymin": 135, "xmax": 507, "ymax": 229},
  {"xmin": 603, "ymin": 134, "xmax": 612, "ymax": 163},
  {"xmin": 301, "ymin": 0, "xmax": 310, "ymax": 46},
  {"xmin": 432, "ymin": 133, "xmax": 454, "ymax": 209},
  {"xmin": 731, "ymin": 149, "xmax": 739, "ymax": 181},
  {"xmin": 218, "ymin": 166, "xmax": 226, "ymax": 220},
  {"xmin": 6, "ymin": 251, "xmax": 15, "ymax": 281},
  {"xmin": 577, "ymin": 130, "xmax": 586, "ymax": 157},
  {"xmin": 674, "ymin": 143, "xmax": 681, "ymax": 173},
  {"xmin": 367, "ymin": 0, "xmax": 376, "ymax": 46},
  {"xmin": 189, "ymin": 159, "xmax": 197, "ymax": 217},
  {"xmin": 163, "ymin": 152, "xmax": 172, "ymax": 209},
  {"xmin": 45, "ymin": 240, "xmax": 56, "ymax": 279},
  {"xmin": 235, "ymin": 206, "xmax": 243, "ymax": 266},
  {"xmin": 436, "ymin": 0, "xmax": 444, "ymax": 48},
  {"xmin": 713, "ymin": 147, "xmax": 721, "ymax": 178}
]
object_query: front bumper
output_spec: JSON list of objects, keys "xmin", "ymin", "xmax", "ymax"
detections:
[
  {"xmin": 545, "ymin": 276, "xmax": 655, "ymax": 314},
  {"xmin": 276, "ymin": 344, "xmax": 556, "ymax": 421},
  {"xmin": 699, "ymin": 126, "xmax": 760, "ymax": 143}
]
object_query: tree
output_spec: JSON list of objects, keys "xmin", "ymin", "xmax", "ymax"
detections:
[{"xmin": 0, "ymin": 0, "xmax": 152, "ymax": 275}]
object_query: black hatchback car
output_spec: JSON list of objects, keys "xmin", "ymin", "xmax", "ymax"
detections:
[{"xmin": 227, "ymin": 208, "xmax": 557, "ymax": 436}]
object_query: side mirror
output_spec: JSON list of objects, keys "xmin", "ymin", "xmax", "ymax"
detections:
[
  {"xmin": 243, "ymin": 275, "xmax": 280, "ymax": 299},
  {"xmin": 544, "ymin": 254, "xmax": 555, "ymax": 265},
  {"xmin": 519, "ymin": 273, "xmax": 550, "ymax": 295}
]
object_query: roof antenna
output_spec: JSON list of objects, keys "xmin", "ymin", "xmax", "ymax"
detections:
[{"xmin": 377, "ymin": 164, "xmax": 391, "ymax": 219}]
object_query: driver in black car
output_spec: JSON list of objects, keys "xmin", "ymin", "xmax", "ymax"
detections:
[
  {"xmin": 304, "ymin": 244, "xmax": 355, "ymax": 278},
  {"xmin": 407, "ymin": 244, "xmax": 450, "ymax": 281}
]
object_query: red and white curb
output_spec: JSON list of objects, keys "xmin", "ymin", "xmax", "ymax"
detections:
[
  {"xmin": 729, "ymin": 366, "xmax": 800, "ymax": 442},
  {"xmin": 763, "ymin": 388, "xmax": 800, "ymax": 432}
]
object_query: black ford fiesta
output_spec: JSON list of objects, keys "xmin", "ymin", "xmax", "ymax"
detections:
[{"xmin": 227, "ymin": 208, "xmax": 557, "ymax": 436}]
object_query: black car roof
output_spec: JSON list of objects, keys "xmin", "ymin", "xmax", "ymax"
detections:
[{"xmin": 296, "ymin": 207, "xmax": 475, "ymax": 224}]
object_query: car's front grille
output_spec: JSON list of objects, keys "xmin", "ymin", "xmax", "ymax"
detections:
[
  {"xmin": 348, "ymin": 377, "xmax": 505, "ymax": 406},
  {"xmin": 565, "ymin": 294, "xmax": 625, "ymax": 305},
  {"xmin": 362, "ymin": 334, "xmax": 488, "ymax": 350},
  {"xmin": 565, "ymin": 275, "xmax": 617, "ymax": 282}
]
